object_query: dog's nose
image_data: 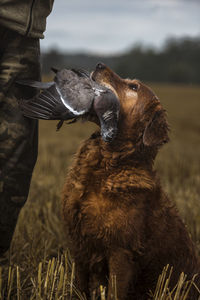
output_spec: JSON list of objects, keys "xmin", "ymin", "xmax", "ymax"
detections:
[{"xmin": 96, "ymin": 62, "xmax": 106, "ymax": 70}]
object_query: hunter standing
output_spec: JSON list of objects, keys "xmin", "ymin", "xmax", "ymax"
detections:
[{"xmin": 0, "ymin": 0, "xmax": 54, "ymax": 256}]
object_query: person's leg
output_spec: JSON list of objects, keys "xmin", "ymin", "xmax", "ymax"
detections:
[{"xmin": 0, "ymin": 26, "xmax": 40, "ymax": 255}]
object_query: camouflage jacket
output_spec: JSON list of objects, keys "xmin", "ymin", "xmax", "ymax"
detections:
[{"xmin": 0, "ymin": 0, "xmax": 54, "ymax": 38}]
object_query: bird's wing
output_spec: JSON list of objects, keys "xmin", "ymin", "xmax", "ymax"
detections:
[
  {"xmin": 55, "ymin": 69, "xmax": 95, "ymax": 114},
  {"xmin": 18, "ymin": 81, "xmax": 75, "ymax": 120}
]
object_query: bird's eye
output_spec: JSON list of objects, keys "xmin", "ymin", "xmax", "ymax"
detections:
[{"xmin": 129, "ymin": 83, "xmax": 138, "ymax": 91}]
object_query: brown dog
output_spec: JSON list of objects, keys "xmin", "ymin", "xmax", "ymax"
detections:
[{"xmin": 62, "ymin": 63, "xmax": 200, "ymax": 299}]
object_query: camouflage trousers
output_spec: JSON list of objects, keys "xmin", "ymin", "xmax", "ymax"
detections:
[{"xmin": 0, "ymin": 26, "xmax": 40, "ymax": 255}]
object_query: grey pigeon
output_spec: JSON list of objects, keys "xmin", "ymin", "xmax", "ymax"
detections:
[{"xmin": 17, "ymin": 66, "xmax": 120, "ymax": 142}]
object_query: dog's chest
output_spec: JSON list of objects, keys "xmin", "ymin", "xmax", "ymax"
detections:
[
  {"xmin": 66, "ymin": 187, "xmax": 142, "ymax": 248},
  {"xmin": 63, "ymin": 138, "xmax": 145, "ymax": 246},
  {"xmin": 81, "ymin": 193, "xmax": 126, "ymax": 236}
]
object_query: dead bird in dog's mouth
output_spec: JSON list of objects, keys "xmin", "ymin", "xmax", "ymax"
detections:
[{"xmin": 17, "ymin": 64, "xmax": 120, "ymax": 142}]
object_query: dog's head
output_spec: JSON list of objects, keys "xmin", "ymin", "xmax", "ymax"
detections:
[{"xmin": 92, "ymin": 63, "xmax": 169, "ymax": 148}]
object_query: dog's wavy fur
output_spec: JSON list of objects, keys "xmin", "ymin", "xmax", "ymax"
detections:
[{"xmin": 62, "ymin": 65, "xmax": 200, "ymax": 299}]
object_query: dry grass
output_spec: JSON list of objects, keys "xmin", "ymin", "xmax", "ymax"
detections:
[
  {"xmin": 150, "ymin": 265, "xmax": 200, "ymax": 300},
  {"xmin": 0, "ymin": 83, "xmax": 200, "ymax": 299}
]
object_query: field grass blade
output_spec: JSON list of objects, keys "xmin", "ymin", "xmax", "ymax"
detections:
[
  {"xmin": 100, "ymin": 285, "xmax": 106, "ymax": 300},
  {"xmin": 16, "ymin": 266, "xmax": 21, "ymax": 300},
  {"xmin": 37, "ymin": 262, "xmax": 42, "ymax": 299},
  {"xmin": 69, "ymin": 261, "xmax": 75, "ymax": 300}
]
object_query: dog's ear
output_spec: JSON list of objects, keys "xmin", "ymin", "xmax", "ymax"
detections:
[{"xmin": 143, "ymin": 109, "xmax": 169, "ymax": 147}]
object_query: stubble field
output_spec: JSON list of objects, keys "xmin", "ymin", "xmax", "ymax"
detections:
[{"xmin": 1, "ymin": 83, "xmax": 200, "ymax": 299}]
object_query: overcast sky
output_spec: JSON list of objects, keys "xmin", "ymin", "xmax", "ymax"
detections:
[{"xmin": 40, "ymin": 0, "xmax": 200, "ymax": 55}]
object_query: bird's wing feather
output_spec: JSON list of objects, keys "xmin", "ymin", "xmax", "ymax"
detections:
[
  {"xmin": 18, "ymin": 83, "xmax": 74, "ymax": 120},
  {"xmin": 16, "ymin": 79, "xmax": 54, "ymax": 89}
]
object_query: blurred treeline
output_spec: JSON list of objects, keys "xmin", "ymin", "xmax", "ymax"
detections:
[{"xmin": 41, "ymin": 36, "xmax": 200, "ymax": 84}]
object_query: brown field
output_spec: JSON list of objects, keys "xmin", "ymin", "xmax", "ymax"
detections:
[{"xmin": 1, "ymin": 83, "xmax": 200, "ymax": 299}]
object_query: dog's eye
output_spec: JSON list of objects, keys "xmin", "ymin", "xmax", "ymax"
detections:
[{"xmin": 129, "ymin": 83, "xmax": 138, "ymax": 91}]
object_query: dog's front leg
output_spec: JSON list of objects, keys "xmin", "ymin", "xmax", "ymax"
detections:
[
  {"xmin": 107, "ymin": 248, "xmax": 136, "ymax": 300},
  {"xmin": 74, "ymin": 260, "xmax": 90, "ymax": 298},
  {"xmin": 89, "ymin": 258, "xmax": 108, "ymax": 298}
]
